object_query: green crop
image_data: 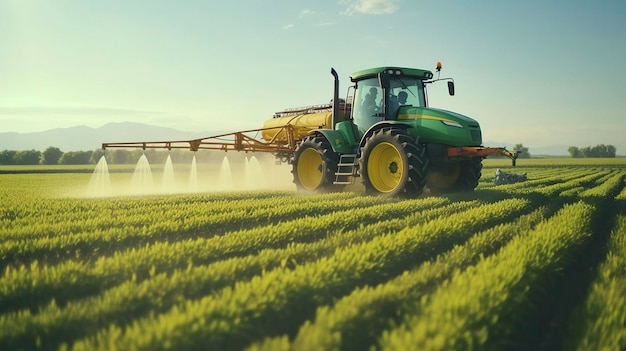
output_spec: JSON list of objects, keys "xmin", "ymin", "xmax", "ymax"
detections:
[{"xmin": 0, "ymin": 159, "xmax": 624, "ymax": 351}]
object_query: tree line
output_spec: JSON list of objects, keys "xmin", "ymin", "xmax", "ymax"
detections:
[
  {"xmin": 0, "ymin": 148, "xmax": 135, "ymax": 165},
  {"xmin": 0, "ymin": 143, "xmax": 618, "ymax": 165},
  {"xmin": 0, "ymin": 147, "xmax": 258, "ymax": 165},
  {"xmin": 568, "ymin": 145, "xmax": 617, "ymax": 158}
]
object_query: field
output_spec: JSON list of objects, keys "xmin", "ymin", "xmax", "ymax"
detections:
[{"xmin": 1, "ymin": 157, "xmax": 625, "ymax": 350}]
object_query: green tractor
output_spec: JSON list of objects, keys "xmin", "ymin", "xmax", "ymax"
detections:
[
  {"xmin": 102, "ymin": 63, "xmax": 518, "ymax": 197},
  {"xmin": 280, "ymin": 64, "xmax": 517, "ymax": 197}
]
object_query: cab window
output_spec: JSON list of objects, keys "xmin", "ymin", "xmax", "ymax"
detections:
[{"xmin": 352, "ymin": 78, "xmax": 383, "ymax": 135}]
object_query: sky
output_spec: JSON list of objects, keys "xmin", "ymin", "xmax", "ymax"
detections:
[{"xmin": 1, "ymin": 0, "xmax": 625, "ymax": 152}]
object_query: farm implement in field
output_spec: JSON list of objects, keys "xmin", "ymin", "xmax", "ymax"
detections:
[{"xmin": 102, "ymin": 63, "xmax": 520, "ymax": 197}]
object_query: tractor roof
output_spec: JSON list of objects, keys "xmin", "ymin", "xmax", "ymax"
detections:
[{"xmin": 350, "ymin": 66, "xmax": 434, "ymax": 81}]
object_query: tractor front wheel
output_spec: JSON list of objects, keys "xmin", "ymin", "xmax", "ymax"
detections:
[
  {"xmin": 360, "ymin": 129, "xmax": 429, "ymax": 197},
  {"xmin": 427, "ymin": 157, "xmax": 483, "ymax": 194},
  {"xmin": 292, "ymin": 135, "xmax": 340, "ymax": 192}
]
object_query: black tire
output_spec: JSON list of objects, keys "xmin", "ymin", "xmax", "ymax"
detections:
[
  {"xmin": 292, "ymin": 135, "xmax": 341, "ymax": 192},
  {"xmin": 428, "ymin": 157, "xmax": 483, "ymax": 194},
  {"xmin": 359, "ymin": 128, "xmax": 429, "ymax": 197}
]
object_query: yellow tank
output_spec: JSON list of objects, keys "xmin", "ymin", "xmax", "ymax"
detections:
[
  {"xmin": 261, "ymin": 103, "xmax": 350, "ymax": 142},
  {"xmin": 261, "ymin": 112, "xmax": 332, "ymax": 142},
  {"xmin": 261, "ymin": 111, "xmax": 333, "ymax": 142}
]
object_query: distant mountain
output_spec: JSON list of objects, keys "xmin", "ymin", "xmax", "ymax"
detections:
[{"xmin": 0, "ymin": 122, "xmax": 215, "ymax": 151}]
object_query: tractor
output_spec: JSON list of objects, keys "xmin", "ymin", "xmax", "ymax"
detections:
[
  {"xmin": 102, "ymin": 63, "xmax": 518, "ymax": 197},
  {"xmin": 261, "ymin": 63, "xmax": 517, "ymax": 197}
]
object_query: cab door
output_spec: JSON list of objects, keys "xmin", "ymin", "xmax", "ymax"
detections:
[{"xmin": 352, "ymin": 77, "xmax": 384, "ymax": 136}]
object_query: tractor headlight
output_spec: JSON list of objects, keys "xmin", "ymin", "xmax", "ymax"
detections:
[{"xmin": 442, "ymin": 120, "xmax": 463, "ymax": 128}]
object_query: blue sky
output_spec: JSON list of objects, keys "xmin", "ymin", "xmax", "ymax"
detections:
[{"xmin": 1, "ymin": 0, "xmax": 625, "ymax": 152}]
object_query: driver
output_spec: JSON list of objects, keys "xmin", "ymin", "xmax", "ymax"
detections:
[
  {"xmin": 361, "ymin": 87, "xmax": 378, "ymax": 115},
  {"xmin": 397, "ymin": 91, "xmax": 408, "ymax": 105}
]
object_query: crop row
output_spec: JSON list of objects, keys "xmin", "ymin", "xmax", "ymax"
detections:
[
  {"xmin": 248, "ymin": 204, "xmax": 556, "ymax": 351},
  {"xmin": 374, "ymin": 169, "xmax": 624, "ymax": 350},
  {"xmin": 65, "ymin": 198, "xmax": 533, "ymax": 351},
  {"xmin": 567, "ymin": 186, "xmax": 626, "ymax": 350},
  {"xmin": 246, "ymin": 171, "xmax": 625, "ymax": 351},
  {"xmin": 0, "ymin": 195, "xmax": 454, "ymax": 314},
  {"xmin": 1, "ymin": 191, "xmax": 376, "ymax": 240},
  {"xmin": 0, "ymin": 192, "xmax": 403, "ymax": 267},
  {"xmin": 490, "ymin": 168, "xmax": 607, "ymax": 192},
  {"xmin": 0, "ymin": 198, "xmax": 487, "ymax": 350},
  {"xmin": 377, "ymin": 200, "xmax": 595, "ymax": 350},
  {"xmin": 1, "ymin": 191, "xmax": 295, "ymax": 234},
  {"xmin": 1, "ymin": 163, "xmax": 624, "ymax": 350}
]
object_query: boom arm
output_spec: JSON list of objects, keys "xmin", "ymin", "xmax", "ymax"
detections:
[
  {"xmin": 447, "ymin": 146, "xmax": 520, "ymax": 166},
  {"xmin": 102, "ymin": 123, "xmax": 520, "ymax": 166},
  {"xmin": 102, "ymin": 125, "xmax": 298, "ymax": 159}
]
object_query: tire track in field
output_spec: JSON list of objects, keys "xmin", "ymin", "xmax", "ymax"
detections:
[
  {"xmin": 508, "ymin": 171, "xmax": 625, "ymax": 351},
  {"xmin": 515, "ymin": 171, "xmax": 626, "ymax": 351},
  {"xmin": 565, "ymin": 186, "xmax": 626, "ymax": 350}
]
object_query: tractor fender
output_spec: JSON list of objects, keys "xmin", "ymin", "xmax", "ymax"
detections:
[
  {"xmin": 307, "ymin": 129, "xmax": 354, "ymax": 154},
  {"xmin": 359, "ymin": 121, "xmax": 412, "ymax": 149}
]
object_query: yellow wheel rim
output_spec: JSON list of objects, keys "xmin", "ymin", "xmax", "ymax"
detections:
[
  {"xmin": 428, "ymin": 163, "xmax": 461, "ymax": 189},
  {"xmin": 367, "ymin": 142, "xmax": 404, "ymax": 193},
  {"xmin": 297, "ymin": 148, "xmax": 323, "ymax": 190}
]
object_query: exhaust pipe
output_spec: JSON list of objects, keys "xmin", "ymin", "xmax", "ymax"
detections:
[{"xmin": 331, "ymin": 68, "xmax": 339, "ymax": 130}]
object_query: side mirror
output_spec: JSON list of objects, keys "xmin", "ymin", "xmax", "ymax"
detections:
[{"xmin": 447, "ymin": 81, "xmax": 455, "ymax": 96}]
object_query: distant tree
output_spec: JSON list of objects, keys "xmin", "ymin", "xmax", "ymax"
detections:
[
  {"xmin": 110, "ymin": 149, "xmax": 132, "ymax": 164},
  {"xmin": 130, "ymin": 150, "xmax": 145, "ymax": 163},
  {"xmin": 568, "ymin": 146, "xmax": 582, "ymax": 158},
  {"xmin": 514, "ymin": 143, "xmax": 531, "ymax": 158},
  {"xmin": 607, "ymin": 145, "xmax": 617, "ymax": 157},
  {"xmin": 108, "ymin": 149, "xmax": 144, "ymax": 164},
  {"xmin": 41, "ymin": 147, "xmax": 63, "ymax": 165},
  {"xmin": 59, "ymin": 151, "xmax": 93, "ymax": 164},
  {"xmin": 144, "ymin": 149, "xmax": 169, "ymax": 164},
  {"xmin": 569, "ymin": 144, "xmax": 616, "ymax": 158},
  {"xmin": 90, "ymin": 149, "xmax": 106, "ymax": 164},
  {"xmin": 580, "ymin": 146, "xmax": 591, "ymax": 158},
  {"xmin": 14, "ymin": 150, "xmax": 41, "ymax": 165},
  {"xmin": 0, "ymin": 150, "xmax": 17, "ymax": 165},
  {"xmin": 170, "ymin": 149, "xmax": 195, "ymax": 163},
  {"xmin": 597, "ymin": 145, "xmax": 605, "ymax": 157}
]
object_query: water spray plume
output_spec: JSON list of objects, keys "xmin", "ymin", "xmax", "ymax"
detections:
[
  {"xmin": 85, "ymin": 151, "xmax": 296, "ymax": 197},
  {"xmin": 161, "ymin": 154, "xmax": 176, "ymax": 193},
  {"xmin": 245, "ymin": 155, "xmax": 266, "ymax": 189},
  {"xmin": 87, "ymin": 156, "xmax": 112, "ymax": 197},
  {"xmin": 188, "ymin": 154, "xmax": 198, "ymax": 192},
  {"xmin": 130, "ymin": 154, "xmax": 154, "ymax": 195},
  {"xmin": 219, "ymin": 156, "xmax": 233, "ymax": 190}
]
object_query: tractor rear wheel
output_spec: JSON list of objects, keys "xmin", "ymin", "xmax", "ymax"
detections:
[
  {"xmin": 360, "ymin": 129, "xmax": 429, "ymax": 197},
  {"xmin": 292, "ymin": 135, "xmax": 341, "ymax": 192},
  {"xmin": 427, "ymin": 157, "xmax": 483, "ymax": 194}
]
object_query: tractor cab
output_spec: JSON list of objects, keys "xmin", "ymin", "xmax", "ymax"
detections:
[{"xmin": 350, "ymin": 67, "xmax": 434, "ymax": 137}]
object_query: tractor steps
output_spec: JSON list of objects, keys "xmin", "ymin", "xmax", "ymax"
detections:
[{"xmin": 334, "ymin": 154, "xmax": 358, "ymax": 185}]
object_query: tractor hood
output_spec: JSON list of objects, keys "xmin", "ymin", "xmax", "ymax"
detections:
[
  {"xmin": 428, "ymin": 108, "xmax": 478, "ymax": 124},
  {"xmin": 398, "ymin": 107, "xmax": 482, "ymax": 146}
]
